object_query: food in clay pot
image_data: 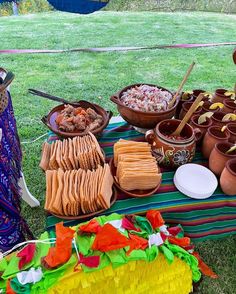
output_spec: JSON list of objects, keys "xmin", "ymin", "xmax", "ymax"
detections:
[
  {"xmin": 55, "ymin": 104, "xmax": 103, "ymax": 132},
  {"xmin": 145, "ymin": 119, "xmax": 198, "ymax": 168},
  {"xmin": 120, "ymin": 84, "xmax": 173, "ymax": 112}
]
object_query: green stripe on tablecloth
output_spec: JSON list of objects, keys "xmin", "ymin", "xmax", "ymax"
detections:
[{"xmin": 46, "ymin": 121, "xmax": 236, "ymax": 242}]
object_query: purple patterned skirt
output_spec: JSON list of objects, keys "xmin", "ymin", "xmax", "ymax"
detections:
[{"xmin": 0, "ymin": 92, "xmax": 33, "ymax": 252}]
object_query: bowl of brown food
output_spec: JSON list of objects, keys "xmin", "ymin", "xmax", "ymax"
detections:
[
  {"xmin": 110, "ymin": 84, "xmax": 178, "ymax": 129},
  {"xmin": 42, "ymin": 100, "xmax": 112, "ymax": 138}
]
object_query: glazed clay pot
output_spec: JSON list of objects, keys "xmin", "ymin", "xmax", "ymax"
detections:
[
  {"xmin": 179, "ymin": 101, "xmax": 202, "ymax": 121},
  {"xmin": 202, "ymin": 126, "xmax": 230, "ymax": 158},
  {"xmin": 209, "ymin": 142, "xmax": 236, "ymax": 176},
  {"xmin": 190, "ymin": 114, "xmax": 212, "ymax": 144},
  {"xmin": 223, "ymin": 99, "xmax": 236, "ymax": 114},
  {"xmin": 175, "ymin": 92, "xmax": 193, "ymax": 119},
  {"xmin": 201, "ymin": 101, "xmax": 220, "ymax": 114},
  {"xmin": 145, "ymin": 119, "xmax": 198, "ymax": 168},
  {"xmin": 191, "ymin": 89, "xmax": 206, "ymax": 101},
  {"xmin": 211, "ymin": 111, "xmax": 229, "ymax": 128},
  {"xmin": 226, "ymin": 123, "xmax": 236, "ymax": 143},
  {"xmin": 220, "ymin": 159, "xmax": 236, "ymax": 195},
  {"xmin": 211, "ymin": 89, "xmax": 228, "ymax": 103}
]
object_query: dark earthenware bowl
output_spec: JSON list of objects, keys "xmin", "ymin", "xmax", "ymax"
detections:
[{"xmin": 42, "ymin": 100, "xmax": 112, "ymax": 138}]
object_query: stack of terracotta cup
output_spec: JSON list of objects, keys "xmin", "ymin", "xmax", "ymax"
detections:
[{"xmin": 202, "ymin": 122, "xmax": 236, "ymax": 196}]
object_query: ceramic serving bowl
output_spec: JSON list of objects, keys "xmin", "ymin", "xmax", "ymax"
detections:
[
  {"xmin": 220, "ymin": 158, "xmax": 236, "ymax": 195},
  {"xmin": 42, "ymin": 100, "xmax": 112, "ymax": 138},
  {"xmin": 209, "ymin": 142, "xmax": 236, "ymax": 176},
  {"xmin": 110, "ymin": 83, "xmax": 178, "ymax": 129},
  {"xmin": 145, "ymin": 119, "xmax": 199, "ymax": 168}
]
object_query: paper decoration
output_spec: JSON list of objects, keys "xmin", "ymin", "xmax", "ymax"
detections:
[
  {"xmin": 146, "ymin": 210, "xmax": 164, "ymax": 230},
  {"xmin": 79, "ymin": 220, "xmax": 102, "ymax": 234},
  {"xmin": 42, "ymin": 223, "xmax": 75, "ymax": 269},
  {"xmin": 148, "ymin": 233, "xmax": 164, "ymax": 248},
  {"xmin": 122, "ymin": 217, "xmax": 141, "ymax": 232},
  {"xmin": 16, "ymin": 267, "xmax": 43, "ymax": 285},
  {"xmin": 17, "ymin": 244, "xmax": 36, "ymax": 270},
  {"xmin": 92, "ymin": 224, "xmax": 130, "ymax": 252}
]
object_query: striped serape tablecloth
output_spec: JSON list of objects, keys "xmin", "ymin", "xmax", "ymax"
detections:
[{"xmin": 46, "ymin": 121, "xmax": 236, "ymax": 242}]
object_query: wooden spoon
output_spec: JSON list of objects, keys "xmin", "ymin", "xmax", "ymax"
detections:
[
  {"xmin": 171, "ymin": 93, "xmax": 204, "ymax": 137},
  {"xmin": 168, "ymin": 61, "xmax": 195, "ymax": 109}
]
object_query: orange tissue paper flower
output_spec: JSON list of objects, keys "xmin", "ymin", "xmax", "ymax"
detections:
[
  {"xmin": 168, "ymin": 236, "xmax": 191, "ymax": 247},
  {"xmin": 42, "ymin": 222, "xmax": 75, "ymax": 269},
  {"xmin": 146, "ymin": 210, "xmax": 165, "ymax": 230},
  {"xmin": 126, "ymin": 234, "xmax": 148, "ymax": 255},
  {"xmin": 91, "ymin": 224, "xmax": 131, "ymax": 252},
  {"xmin": 79, "ymin": 219, "xmax": 102, "ymax": 234}
]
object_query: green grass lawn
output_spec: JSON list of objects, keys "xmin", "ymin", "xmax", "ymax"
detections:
[{"xmin": 0, "ymin": 10, "xmax": 236, "ymax": 293}]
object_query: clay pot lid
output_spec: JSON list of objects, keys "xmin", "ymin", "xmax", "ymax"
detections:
[
  {"xmin": 215, "ymin": 142, "xmax": 236, "ymax": 157},
  {"xmin": 174, "ymin": 163, "xmax": 218, "ymax": 199},
  {"xmin": 226, "ymin": 158, "xmax": 236, "ymax": 176}
]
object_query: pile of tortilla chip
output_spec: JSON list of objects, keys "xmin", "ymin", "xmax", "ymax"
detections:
[
  {"xmin": 40, "ymin": 132, "xmax": 105, "ymax": 171},
  {"xmin": 44, "ymin": 164, "xmax": 113, "ymax": 216},
  {"xmin": 114, "ymin": 139, "xmax": 162, "ymax": 191}
]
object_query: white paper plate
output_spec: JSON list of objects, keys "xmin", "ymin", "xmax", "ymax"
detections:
[{"xmin": 174, "ymin": 164, "xmax": 218, "ymax": 199}]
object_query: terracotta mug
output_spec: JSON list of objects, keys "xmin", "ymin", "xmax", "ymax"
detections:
[
  {"xmin": 223, "ymin": 98, "xmax": 236, "ymax": 113},
  {"xmin": 202, "ymin": 126, "xmax": 230, "ymax": 158},
  {"xmin": 175, "ymin": 92, "xmax": 193, "ymax": 119},
  {"xmin": 220, "ymin": 158, "xmax": 236, "ymax": 195},
  {"xmin": 209, "ymin": 142, "xmax": 236, "ymax": 176},
  {"xmin": 190, "ymin": 114, "xmax": 212, "ymax": 144},
  {"xmin": 145, "ymin": 119, "xmax": 199, "ymax": 168},
  {"xmin": 211, "ymin": 88, "xmax": 228, "ymax": 103},
  {"xmin": 201, "ymin": 101, "xmax": 220, "ymax": 114},
  {"xmin": 191, "ymin": 89, "xmax": 206, "ymax": 101},
  {"xmin": 179, "ymin": 101, "xmax": 202, "ymax": 121},
  {"xmin": 226, "ymin": 123, "xmax": 236, "ymax": 143},
  {"xmin": 211, "ymin": 111, "xmax": 229, "ymax": 128}
]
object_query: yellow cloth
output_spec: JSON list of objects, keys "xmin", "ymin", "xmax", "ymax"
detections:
[{"xmin": 49, "ymin": 253, "xmax": 193, "ymax": 294}]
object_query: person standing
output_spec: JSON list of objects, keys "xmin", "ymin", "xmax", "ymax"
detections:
[{"xmin": 0, "ymin": 69, "xmax": 33, "ymax": 252}]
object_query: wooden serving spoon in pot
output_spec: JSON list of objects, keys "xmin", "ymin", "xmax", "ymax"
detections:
[{"xmin": 171, "ymin": 93, "xmax": 205, "ymax": 137}]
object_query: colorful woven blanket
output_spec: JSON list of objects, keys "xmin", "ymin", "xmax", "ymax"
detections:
[{"xmin": 47, "ymin": 122, "xmax": 236, "ymax": 242}]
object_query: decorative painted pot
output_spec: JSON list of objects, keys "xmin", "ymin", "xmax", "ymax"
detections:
[
  {"xmin": 226, "ymin": 123, "xmax": 236, "ymax": 143},
  {"xmin": 179, "ymin": 101, "xmax": 202, "ymax": 121},
  {"xmin": 220, "ymin": 158, "xmax": 236, "ymax": 195},
  {"xmin": 211, "ymin": 89, "xmax": 228, "ymax": 103},
  {"xmin": 190, "ymin": 114, "xmax": 212, "ymax": 144},
  {"xmin": 223, "ymin": 99, "xmax": 236, "ymax": 114},
  {"xmin": 202, "ymin": 126, "xmax": 230, "ymax": 159},
  {"xmin": 209, "ymin": 142, "xmax": 236, "ymax": 176},
  {"xmin": 201, "ymin": 101, "xmax": 220, "ymax": 114},
  {"xmin": 145, "ymin": 119, "xmax": 198, "ymax": 168}
]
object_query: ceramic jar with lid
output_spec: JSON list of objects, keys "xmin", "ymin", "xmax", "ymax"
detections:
[
  {"xmin": 145, "ymin": 119, "xmax": 199, "ymax": 168},
  {"xmin": 209, "ymin": 142, "xmax": 236, "ymax": 176},
  {"xmin": 220, "ymin": 159, "xmax": 236, "ymax": 195},
  {"xmin": 202, "ymin": 126, "xmax": 230, "ymax": 158}
]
